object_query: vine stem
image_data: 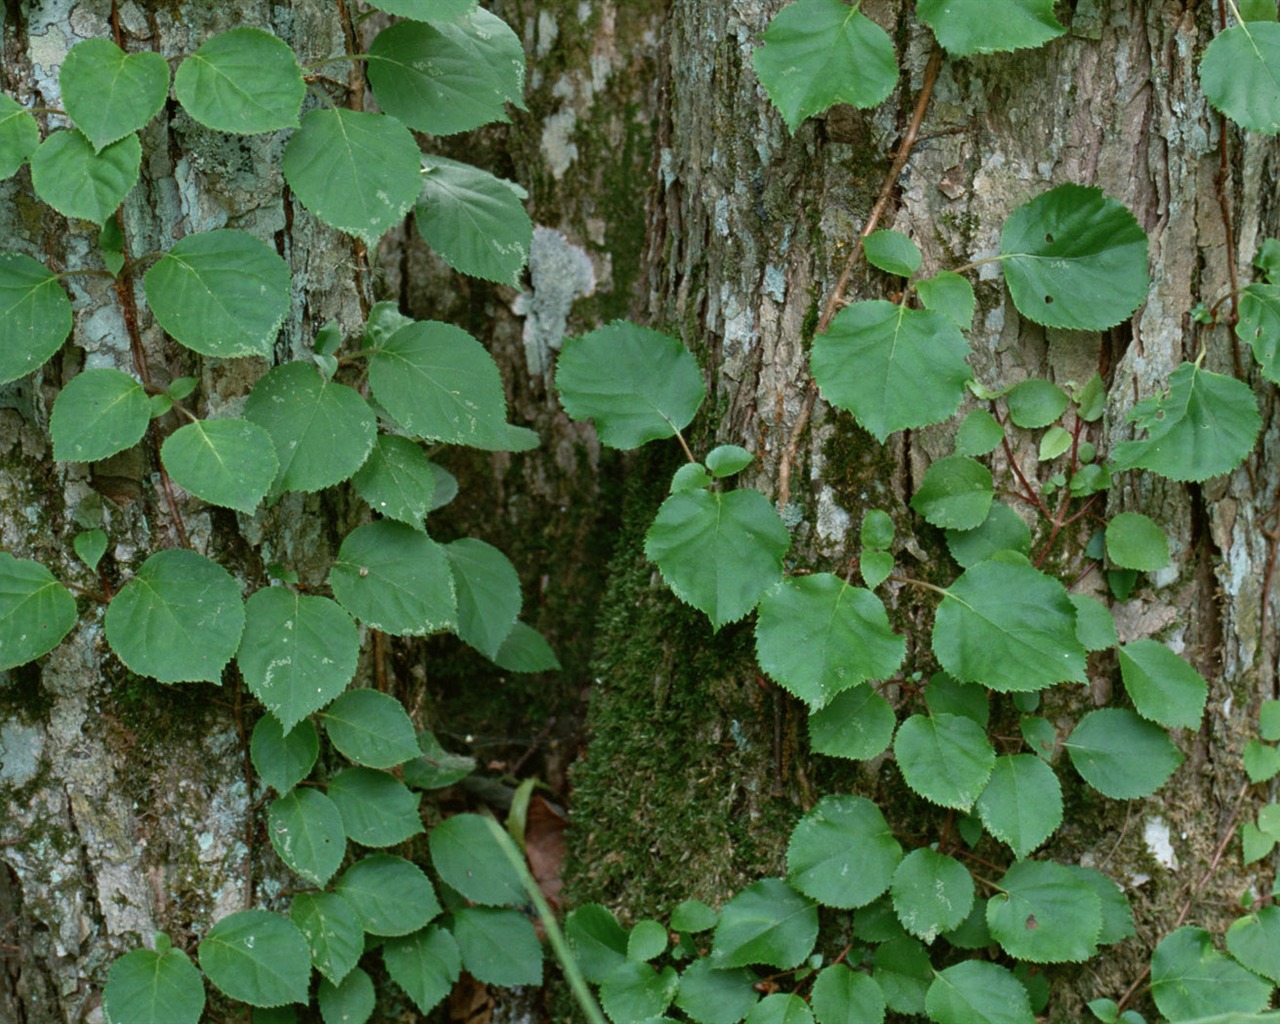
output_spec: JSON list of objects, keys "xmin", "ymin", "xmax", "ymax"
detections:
[{"xmin": 776, "ymin": 47, "xmax": 943, "ymax": 510}]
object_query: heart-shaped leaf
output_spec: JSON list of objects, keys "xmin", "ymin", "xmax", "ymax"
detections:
[
  {"xmin": 30, "ymin": 129, "xmax": 140, "ymax": 225},
  {"xmin": 60, "ymin": 39, "xmax": 169, "ymax": 151},
  {"xmin": 0, "ymin": 95, "xmax": 39, "ymax": 179}
]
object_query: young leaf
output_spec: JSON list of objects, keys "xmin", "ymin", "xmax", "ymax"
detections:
[
  {"xmin": 105, "ymin": 549, "xmax": 244, "ymax": 683},
  {"xmin": 910, "ymin": 455, "xmax": 994, "ymax": 530},
  {"xmin": 986, "ymin": 860, "xmax": 1102, "ymax": 963},
  {"xmin": 1150, "ymin": 926, "xmax": 1273, "ymax": 1021},
  {"xmin": 429, "ymin": 813, "xmax": 524, "ymax": 906},
  {"xmin": 861, "ymin": 509, "xmax": 895, "ymax": 550},
  {"xmin": 1244, "ymin": 738, "xmax": 1280, "ymax": 782},
  {"xmin": 161, "ymin": 418, "xmax": 278, "ymax": 513},
  {"xmin": 383, "ymin": 926, "xmax": 460, "ymax": 1016},
  {"xmin": 60, "ymin": 39, "xmax": 168, "ymax": 151},
  {"xmin": 1111, "ymin": 361, "xmax": 1261, "ymax": 482},
  {"xmin": 402, "ymin": 731, "xmax": 476, "ymax": 790},
  {"xmin": 366, "ymin": 320, "xmax": 517, "ymax": 450},
  {"xmin": 143, "ymin": 229, "xmax": 290, "ymax": 359},
  {"xmin": 416, "ymin": 155, "xmax": 532, "ymax": 286},
  {"xmin": 627, "ymin": 919, "xmax": 668, "ymax": 962},
  {"xmin": 555, "ymin": 321, "xmax": 706, "ymax": 449},
  {"xmin": 198, "ymin": 909, "xmax": 311, "ymax": 1007},
  {"xmin": 73, "ymin": 528, "xmax": 108, "ymax": 573},
  {"xmin": 894, "ymin": 713, "xmax": 996, "ymax": 811},
  {"xmin": 917, "ymin": 270, "xmax": 976, "ymax": 330},
  {"xmin": 445, "ymin": 538, "xmax": 522, "ymax": 659},
  {"xmin": 50, "ymin": 367, "xmax": 149, "ymax": 462},
  {"xmin": 1236, "ymin": 283, "xmax": 1280, "ymax": 383},
  {"xmin": 809, "ymin": 965, "xmax": 886, "ymax": 1024},
  {"xmin": 811, "ymin": 300, "xmax": 970, "ymax": 441},
  {"xmin": 786, "ymin": 795, "xmax": 902, "ymax": 909},
  {"xmin": 351, "ymin": 436, "xmax": 436, "ymax": 529},
  {"xmin": 945, "ymin": 503, "xmax": 1032, "ymax": 568},
  {"xmin": 322, "ymin": 689, "xmax": 420, "ymax": 770},
  {"xmin": 335, "ymin": 854, "xmax": 440, "ymax": 937},
  {"xmin": 924, "ymin": 960, "xmax": 1034, "ymax": 1024},
  {"xmin": 918, "ymin": 0, "xmax": 1064, "ymax": 55},
  {"xmin": 102, "ymin": 942, "xmax": 205, "ymax": 1024},
  {"xmin": 1065, "ymin": 708, "xmax": 1183, "ymax": 798},
  {"xmin": 244, "ymin": 363, "xmax": 376, "ymax": 493},
  {"xmin": 491, "ymin": 620, "xmax": 560, "ymax": 672},
  {"xmin": 743, "ymin": 992, "xmax": 813, "ymax": 1024},
  {"xmin": 711, "ymin": 878, "xmax": 818, "ymax": 970},
  {"xmin": 1038, "ymin": 426, "xmax": 1072, "ymax": 461},
  {"xmin": 327, "ymin": 767, "xmax": 423, "ymax": 847},
  {"xmin": 871, "ymin": 935, "xmax": 932, "ymax": 1016},
  {"xmin": 268, "ymin": 788, "xmax": 346, "ymax": 887},
  {"xmin": 1066, "ymin": 865, "xmax": 1135, "ymax": 945},
  {"xmin": 0, "ymin": 552, "xmax": 76, "ymax": 672},
  {"xmin": 282, "ymin": 109, "xmax": 421, "ymax": 244},
  {"xmin": 674, "ymin": 957, "xmax": 760, "ymax": 1024},
  {"xmin": 250, "ymin": 716, "xmax": 319, "ymax": 795},
  {"xmin": 174, "ymin": 28, "xmax": 304, "ymax": 133},
  {"xmin": 925, "ymin": 673, "xmax": 989, "ymax": 727},
  {"xmin": 862, "ymin": 230, "xmax": 921, "ymax": 277},
  {"xmin": 290, "ymin": 892, "xmax": 364, "ymax": 987},
  {"xmin": 860, "ymin": 550, "xmax": 894, "ymax": 590},
  {"xmin": 755, "ymin": 575, "xmax": 904, "ymax": 709},
  {"xmin": 368, "ymin": 0, "xmax": 476, "ymax": 17},
  {"xmin": 566, "ymin": 904, "xmax": 629, "ymax": 984},
  {"xmin": 1000, "ymin": 184, "xmax": 1148, "ymax": 330},
  {"xmin": 1117, "ymin": 639, "xmax": 1207, "ymax": 730},
  {"xmin": 0, "ymin": 95, "xmax": 38, "ymax": 179},
  {"xmin": 1105, "ymin": 513, "xmax": 1170, "ymax": 571},
  {"xmin": 329, "ymin": 521, "xmax": 456, "ymax": 636},
  {"xmin": 1200, "ymin": 21, "xmax": 1280, "ymax": 133},
  {"xmin": 807, "ymin": 683, "xmax": 896, "ymax": 761},
  {"xmin": 1070, "ymin": 594, "xmax": 1118, "ymax": 651},
  {"xmin": 1262, "ymin": 699, "xmax": 1280, "ymax": 741},
  {"xmin": 1005, "ymin": 379, "xmax": 1068, "ymax": 429},
  {"xmin": 317, "ymin": 967, "xmax": 374, "ymax": 1024},
  {"xmin": 706, "ymin": 444, "xmax": 754, "ymax": 478},
  {"xmin": 238, "ymin": 589, "xmax": 358, "ymax": 732},
  {"xmin": 975, "ymin": 754, "xmax": 1063, "ymax": 858},
  {"xmin": 1226, "ymin": 906, "xmax": 1280, "ymax": 985},
  {"xmin": 449, "ymin": 906, "xmax": 543, "ymax": 986},
  {"xmin": 751, "ymin": 0, "xmax": 897, "ymax": 131},
  {"xmin": 955, "ymin": 409, "xmax": 1004, "ymax": 457},
  {"xmin": 1021, "ymin": 716, "xmax": 1057, "ymax": 761},
  {"xmin": 645, "ymin": 488, "xmax": 790, "ymax": 629},
  {"xmin": 600, "ymin": 961, "xmax": 679, "ymax": 1022},
  {"xmin": 30, "ymin": 130, "xmax": 140, "ymax": 225},
  {"xmin": 890, "ymin": 848, "xmax": 974, "ymax": 943}
]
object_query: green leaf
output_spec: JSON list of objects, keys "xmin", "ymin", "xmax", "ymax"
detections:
[
  {"xmin": 445, "ymin": 538, "xmax": 521, "ymax": 659},
  {"xmin": 1071, "ymin": 594, "xmax": 1117, "ymax": 651},
  {"xmin": 917, "ymin": 270, "xmax": 976, "ymax": 330},
  {"xmin": 945, "ymin": 503, "xmax": 1032, "ymax": 569},
  {"xmin": 1038, "ymin": 426, "xmax": 1072, "ymax": 461},
  {"xmin": 1242, "ymin": 0, "xmax": 1279, "ymax": 19},
  {"xmin": 1000, "ymin": 184, "xmax": 1149, "ymax": 330},
  {"xmin": 911, "ymin": 455, "xmax": 994, "ymax": 530},
  {"xmin": 1065, "ymin": 708, "xmax": 1183, "ymax": 798},
  {"xmin": 601, "ymin": 961, "xmax": 679, "ymax": 1022},
  {"xmin": 161, "ymin": 418, "xmax": 278, "ymax": 513},
  {"xmin": 244, "ymin": 362, "xmax": 376, "ymax": 493},
  {"xmin": 1112, "ymin": 362, "xmax": 1261, "ymax": 482},
  {"xmin": 711, "ymin": 878, "xmax": 818, "ymax": 970},
  {"xmin": 807, "ymin": 683, "xmax": 896, "ymax": 760},
  {"xmin": 0, "ymin": 552, "xmax": 76, "ymax": 671},
  {"xmin": 1236, "ymin": 283, "xmax": 1280, "ymax": 384},
  {"xmin": 0, "ymin": 252, "xmax": 72, "ymax": 384},
  {"xmin": 1005, "ymin": 379, "xmax": 1068, "ymax": 429},
  {"xmin": 787, "ymin": 795, "xmax": 902, "ymax": 909},
  {"xmin": 861, "ymin": 509, "xmax": 895, "ymax": 550},
  {"xmin": 1226, "ymin": 906, "xmax": 1280, "ymax": 985},
  {"xmin": 450, "ymin": 906, "xmax": 543, "ymax": 986},
  {"xmin": 250, "ymin": 716, "xmax": 318, "ymax": 795},
  {"xmin": 1244, "ymin": 739, "xmax": 1280, "ymax": 782},
  {"xmin": 890, "ymin": 848, "xmax": 973, "ymax": 943},
  {"xmin": 329, "ymin": 521, "xmax": 456, "ymax": 636},
  {"xmin": 1105, "ymin": 513, "xmax": 1170, "ymax": 571},
  {"xmin": 645, "ymin": 488, "xmax": 790, "ymax": 629},
  {"xmin": 1201, "ymin": 21, "xmax": 1280, "ymax": 133},
  {"xmin": 144, "ymin": 229, "xmax": 290, "ymax": 359},
  {"xmin": 628, "ymin": 919, "xmax": 669, "ymax": 962},
  {"xmin": 1066, "ymin": 865, "xmax": 1135, "ymax": 946},
  {"xmin": 862, "ymin": 230, "xmax": 921, "ymax": 277},
  {"xmin": 894, "ymin": 713, "xmax": 996, "ymax": 811},
  {"xmin": 941, "ymin": 899, "xmax": 992, "ymax": 950},
  {"xmin": 706, "ymin": 444, "xmax": 754, "ymax": 478},
  {"xmin": 1261, "ymin": 699, "xmax": 1280, "ymax": 741},
  {"xmin": 174, "ymin": 28, "xmax": 304, "ymax": 133},
  {"xmin": 0, "ymin": 94, "xmax": 38, "ymax": 179},
  {"xmin": 73, "ymin": 528, "xmax": 108, "ymax": 573},
  {"xmin": 674, "ymin": 958, "xmax": 759, "ymax": 1024},
  {"xmin": 402, "ymin": 731, "xmax": 476, "ymax": 790},
  {"xmin": 291, "ymin": 892, "xmax": 364, "ymax": 987},
  {"xmin": 367, "ymin": 10, "xmax": 524, "ymax": 136},
  {"xmin": 384, "ymin": 926, "xmax": 460, "ymax": 1016},
  {"xmin": 1151, "ymin": 926, "xmax": 1273, "ymax": 1021},
  {"xmin": 318, "ymin": 967, "xmax": 374, "ymax": 1024},
  {"xmin": 102, "ymin": 943, "xmax": 205, "ymax": 1024},
  {"xmin": 105, "ymin": 549, "xmax": 244, "ymax": 683},
  {"xmin": 367, "ymin": 319, "xmax": 518, "ymax": 450},
  {"xmin": 429, "ymin": 813, "xmax": 524, "ymax": 906},
  {"xmin": 672, "ymin": 900, "xmax": 718, "ymax": 934},
  {"xmin": 30, "ymin": 130, "xmax": 140, "ymax": 225},
  {"xmin": 491, "ymin": 620, "xmax": 560, "ymax": 672},
  {"xmin": 335, "ymin": 854, "xmax": 440, "ymax": 937},
  {"xmin": 932, "ymin": 559, "xmax": 1087, "ymax": 692},
  {"xmin": 268, "ymin": 788, "xmax": 346, "ymax": 887},
  {"xmin": 239, "ymin": 589, "xmax": 358, "ymax": 732},
  {"xmin": 975, "ymin": 754, "xmax": 1063, "ymax": 858},
  {"xmin": 811, "ymin": 300, "xmax": 970, "ymax": 442},
  {"xmin": 322, "ymin": 688, "xmax": 421, "ymax": 769},
  {"xmin": 918, "ymin": 0, "xmax": 1063, "ymax": 54},
  {"xmin": 351, "ymin": 435, "xmax": 436, "ymax": 529},
  {"xmin": 955, "ymin": 409, "xmax": 1004, "ymax": 457},
  {"xmin": 327, "ymin": 767, "xmax": 422, "ymax": 847},
  {"xmin": 860, "ymin": 550, "xmax": 894, "ymax": 590},
  {"xmin": 60, "ymin": 39, "xmax": 168, "ymax": 151},
  {"xmin": 925, "ymin": 673, "xmax": 989, "ymax": 727},
  {"xmin": 810, "ymin": 965, "xmax": 885, "ymax": 1024},
  {"xmin": 1075, "ymin": 373, "xmax": 1108, "ymax": 421},
  {"xmin": 566, "ymin": 904, "xmax": 629, "ymax": 984},
  {"xmin": 987, "ymin": 860, "xmax": 1101, "ymax": 963},
  {"xmin": 872, "ymin": 935, "xmax": 931, "ymax": 1016},
  {"xmin": 50, "ymin": 368, "xmax": 149, "ymax": 462},
  {"xmin": 925, "ymin": 961, "xmax": 1034, "ymax": 1024},
  {"xmin": 368, "ymin": 0, "xmax": 476, "ymax": 17},
  {"xmin": 1021, "ymin": 716, "xmax": 1057, "ymax": 761},
  {"xmin": 1242, "ymin": 820, "xmax": 1276, "ymax": 864},
  {"xmin": 751, "ymin": 0, "xmax": 897, "ymax": 131},
  {"xmin": 744, "ymin": 993, "xmax": 814, "ymax": 1024},
  {"xmin": 1117, "ymin": 639, "xmax": 1207, "ymax": 730},
  {"xmin": 282, "ymin": 109, "xmax": 421, "ymax": 244},
  {"xmin": 198, "ymin": 910, "xmax": 310, "ymax": 1007},
  {"xmin": 416, "ymin": 155, "xmax": 531, "ymax": 286},
  {"xmin": 555, "ymin": 322, "xmax": 705, "ymax": 449},
  {"xmin": 755, "ymin": 575, "xmax": 904, "ymax": 708}
]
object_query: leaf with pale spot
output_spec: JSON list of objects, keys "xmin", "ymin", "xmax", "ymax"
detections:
[
  {"xmin": 198, "ymin": 910, "xmax": 311, "ymax": 1008},
  {"xmin": 787, "ymin": 795, "xmax": 901, "ymax": 910},
  {"xmin": 50, "ymin": 368, "xmax": 150, "ymax": 463},
  {"xmin": 894, "ymin": 713, "xmax": 995, "ymax": 811},
  {"xmin": 329, "ymin": 521, "xmax": 456, "ymax": 637},
  {"xmin": 417, "ymin": 155, "xmax": 531, "ymax": 286},
  {"xmin": 268, "ymin": 788, "xmax": 346, "ymax": 887},
  {"xmin": 986, "ymin": 860, "xmax": 1101, "ymax": 963}
]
